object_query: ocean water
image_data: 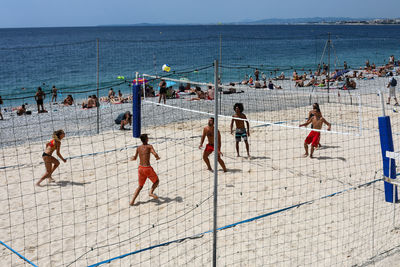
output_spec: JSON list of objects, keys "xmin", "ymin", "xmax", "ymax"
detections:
[{"xmin": 0, "ymin": 25, "xmax": 400, "ymax": 105}]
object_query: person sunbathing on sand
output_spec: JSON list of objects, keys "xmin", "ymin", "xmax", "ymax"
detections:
[
  {"xmin": 63, "ymin": 95, "xmax": 74, "ymax": 106},
  {"xmin": 305, "ymin": 77, "xmax": 316, "ymax": 87},
  {"xmin": 268, "ymin": 80, "xmax": 282, "ymax": 89},
  {"xmin": 188, "ymin": 87, "xmax": 207, "ymax": 101},
  {"xmin": 36, "ymin": 130, "xmax": 67, "ymax": 186},
  {"xmin": 16, "ymin": 104, "xmax": 26, "ymax": 116},
  {"xmin": 295, "ymin": 79, "xmax": 304, "ymax": 87},
  {"xmin": 82, "ymin": 95, "xmax": 96, "ymax": 108},
  {"xmin": 248, "ymin": 76, "xmax": 254, "ymax": 85},
  {"xmin": 108, "ymin": 88, "xmax": 116, "ymax": 100},
  {"xmin": 130, "ymin": 134, "xmax": 160, "ymax": 206}
]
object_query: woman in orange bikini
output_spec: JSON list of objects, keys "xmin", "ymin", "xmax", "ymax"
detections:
[{"xmin": 36, "ymin": 130, "xmax": 67, "ymax": 186}]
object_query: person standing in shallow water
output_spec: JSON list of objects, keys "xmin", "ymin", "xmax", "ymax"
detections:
[{"xmin": 37, "ymin": 130, "xmax": 67, "ymax": 186}]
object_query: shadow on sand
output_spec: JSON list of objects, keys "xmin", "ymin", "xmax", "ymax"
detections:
[
  {"xmin": 317, "ymin": 145, "xmax": 341, "ymax": 150},
  {"xmin": 47, "ymin": 180, "xmax": 91, "ymax": 187},
  {"xmin": 317, "ymin": 156, "xmax": 346, "ymax": 162},
  {"xmin": 249, "ymin": 156, "xmax": 271, "ymax": 160},
  {"xmin": 134, "ymin": 196, "xmax": 183, "ymax": 206}
]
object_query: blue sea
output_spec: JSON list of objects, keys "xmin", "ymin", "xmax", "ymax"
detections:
[{"xmin": 0, "ymin": 25, "xmax": 400, "ymax": 106}]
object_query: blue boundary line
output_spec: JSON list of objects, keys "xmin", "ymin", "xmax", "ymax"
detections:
[
  {"xmin": 0, "ymin": 240, "xmax": 38, "ymax": 267},
  {"xmin": 87, "ymin": 178, "xmax": 382, "ymax": 267}
]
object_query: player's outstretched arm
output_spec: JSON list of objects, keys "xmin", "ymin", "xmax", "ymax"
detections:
[{"xmin": 299, "ymin": 118, "xmax": 312, "ymax": 127}]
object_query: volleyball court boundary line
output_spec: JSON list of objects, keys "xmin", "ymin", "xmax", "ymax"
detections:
[
  {"xmin": 87, "ymin": 177, "xmax": 382, "ymax": 267},
  {"xmin": 0, "ymin": 240, "xmax": 38, "ymax": 267}
]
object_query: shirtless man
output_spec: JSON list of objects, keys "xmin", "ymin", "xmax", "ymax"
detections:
[
  {"xmin": 130, "ymin": 134, "xmax": 160, "ymax": 206},
  {"xmin": 35, "ymin": 87, "xmax": 46, "ymax": 113},
  {"xmin": 51, "ymin": 85, "xmax": 58, "ymax": 103},
  {"xmin": 108, "ymin": 88, "xmax": 115, "ymax": 100},
  {"xmin": 199, "ymin": 117, "xmax": 227, "ymax": 172},
  {"xmin": 87, "ymin": 95, "xmax": 96, "ymax": 108},
  {"xmin": 159, "ymin": 79, "xmax": 167, "ymax": 104},
  {"xmin": 230, "ymin": 103, "xmax": 250, "ymax": 157},
  {"xmin": 299, "ymin": 109, "xmax": 331, "ymax": 158}
]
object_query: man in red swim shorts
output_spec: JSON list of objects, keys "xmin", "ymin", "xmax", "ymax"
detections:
[
  {"xmin": 130, "ymin": 134, "xmax": 160, "ymax": 206},
  {"xmin": 299, "ymin": 107, "xmax": 331, "ymax": 158},
  {"xmin": 199, "ymin": 117, "xmax": 227, "ymax": 172}
]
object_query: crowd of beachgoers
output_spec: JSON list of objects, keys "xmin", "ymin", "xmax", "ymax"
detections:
[{"xmin": 0, "ymin": 55, "xmax": 399, "ymax": 122}]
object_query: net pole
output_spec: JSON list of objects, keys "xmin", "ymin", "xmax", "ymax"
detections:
[
  {"xmin": 142, "ymin": 74, "xmax": 146, "ymax": 101},
  {"xmin": 96, "ymin": 38, "xmax": 100, "ymax": 134},
  {"xmin": 379, "ymin": 89, "xmax": 386, "ymax": 117},
  {"xmin": 327, "ymin": 32, "xmax": 331, "ymax": 103},
  {"xmin": 212, "ymin": 60, "xmax": 219, "ymax": 267}
]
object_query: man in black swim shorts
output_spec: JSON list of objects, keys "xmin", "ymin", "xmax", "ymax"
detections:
[
  {"xmin": 158, "ymin": 79, "xmax": 167, "ymax": 104},
  {"xmin": 35, "ymin": 87, "xmax": 46, "ymax": 113}
]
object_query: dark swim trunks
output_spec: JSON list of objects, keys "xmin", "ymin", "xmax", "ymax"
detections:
[
  {"xmin": 37, "ymin": 99, "xmax": 43, "ymax": 105},
  {"xmin": 235, "ymin": 128, "xmax": 248, "ymax": 142},
  {"xmin": 159, "ymin": 87, "xmax": 167, "ymax": 94}
]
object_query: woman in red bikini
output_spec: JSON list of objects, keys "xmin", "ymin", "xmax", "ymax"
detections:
[{"xmin": 36, "ymin": 130, "xmax": 67, "ymax": 186}]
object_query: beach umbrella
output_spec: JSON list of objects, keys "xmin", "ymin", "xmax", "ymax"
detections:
[
  {"xmin": 157, "ymin": 80, "xmax": 176, "ymax": 91},
  {"xmin": 166, "ymin": 81, "xmax": 176, "ymax": 87},
  {"xmin": 133, "ymin": 78, "xmax": 148, "ymax": 85}
]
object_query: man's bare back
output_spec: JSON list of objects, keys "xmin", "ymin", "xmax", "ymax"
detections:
[
  {"xmin": 133, "ymin": 144, "xmax": 159, "ymax": 166},
  {"xmin": 130, "ymin": 134, "xmax": 160, "ymax": 206}
]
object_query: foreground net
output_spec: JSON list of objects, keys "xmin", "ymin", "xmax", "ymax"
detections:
[{"xmin": 1, "ymin": 39, "xmax": 400, "ymax": 266}]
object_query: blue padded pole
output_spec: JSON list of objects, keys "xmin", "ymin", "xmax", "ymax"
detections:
[
  {"xmin": 132, "ymin": 83, "xmax": 141, "ymax": 138},
  {"xmin": 378, "ymin": 116, "xmax": 398, "ymax": 203}
]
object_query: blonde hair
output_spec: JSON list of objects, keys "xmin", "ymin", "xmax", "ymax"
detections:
[{"xmin": 52, "ymin": 129, "xmax": 65, "ymax": 141}]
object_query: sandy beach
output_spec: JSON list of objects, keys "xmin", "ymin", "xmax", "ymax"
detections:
[{"xmin": 1, "ymin": 75, "xmax": 400, "ymax": 266}]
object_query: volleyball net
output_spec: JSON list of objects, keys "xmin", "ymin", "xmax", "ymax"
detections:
[{"xmin": 1, "ymin": 38, "xmax": 400, "ymax": 266}]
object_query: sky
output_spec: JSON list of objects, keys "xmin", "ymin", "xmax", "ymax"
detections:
[{"xmin": 1, "ymin": 0, "xmax": 400, "ymax": 28}]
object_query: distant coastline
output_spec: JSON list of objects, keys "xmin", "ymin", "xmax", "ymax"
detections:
[{"xmin": 99, "ymin": 17, "xmax": 400, "ymax": 27}]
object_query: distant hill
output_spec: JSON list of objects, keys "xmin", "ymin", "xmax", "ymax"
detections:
[
  {"xmin": 234, "ymin": 17, "xmax": 376, "ymax": 25},
  {"xmin": 98, "ymin": 17, "xmax": 400, "ymax": 27}
]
